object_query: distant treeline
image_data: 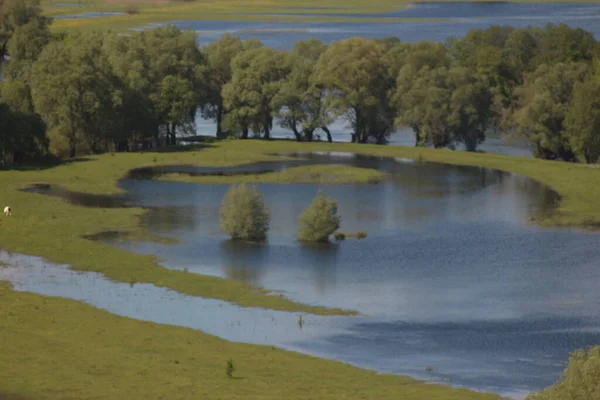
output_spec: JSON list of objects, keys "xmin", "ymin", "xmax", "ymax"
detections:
[{"xmin": 1, "ymin": 0, "xmax": 600, "ymax": 167}]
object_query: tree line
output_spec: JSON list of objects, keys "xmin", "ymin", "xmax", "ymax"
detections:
[{"xmin": 1, "ymin": 0, "xmax": 600, "ymax": 167}]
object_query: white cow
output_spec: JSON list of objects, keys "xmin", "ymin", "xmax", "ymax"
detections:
[{"xmin": 3, "ymin": 206, "xmax": 11, "ymax": 216}]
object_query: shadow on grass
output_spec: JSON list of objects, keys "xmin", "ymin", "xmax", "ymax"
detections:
[
  {"xmin": 143, "ymin": 143, "xmax": 216, "ymax": 154},
  {"xmin": 0, "ymin": 392, "xmax": 32, "ymax": 400},
  {"xmin": 3, "ymin": 156, "xmax": 94, "ymax": 172}
]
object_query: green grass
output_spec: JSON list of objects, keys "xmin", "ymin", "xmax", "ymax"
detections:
[
  {"xmin": 0, "ymin": 281, "xmax": 501, "ymax": 400},
  {"xmin": 158, "ymin": 164, "xmax": 386, "ymax": 184}
]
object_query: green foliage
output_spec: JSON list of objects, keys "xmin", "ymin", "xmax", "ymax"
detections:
[
  {"xmin": 356, "ymin": 231, "xmax": 367, "ymax": 239},
  {"xmin": 526, "ymin": 346, "xmax": 600, "ymax": 400},
  {"xmin": 219, "ymin": 184, "xmax": 270, "ymax": 241},
  {"xmin": 297, "ymin": 191, "xmax": 341, "ymax": 242},
  {"xmin": 395, "ymin": 64, "xmax": 492, "ymax": 151},
  {"xmin": 222, "ymin": 45, "xmax": 292, "ymax": 139},
  {"xmin": 313, "ymin": 37, "xmax": 393, "ymax": 143},
  {"xmin": 333, "ymin": 232, "xmax": 346, "ymax": 241},
  {"xmin": 511, "ymin": 62, "xmax": 589, "ymax": 161},
  {"xmin": 565, "ymin": 80, "xmax": 600, "ymax": 164},
  {"xmin": 226, "ymin": 358, "xmax": 235, "ymax": 378}
]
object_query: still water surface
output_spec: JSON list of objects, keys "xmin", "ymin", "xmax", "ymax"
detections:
[{"xmin": 9, "ymin": 153, "xmax": 600, "ymax": 399}]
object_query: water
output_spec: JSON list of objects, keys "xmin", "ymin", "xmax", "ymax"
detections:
[
  {"xmin": 13, "ymin": 152, "xmax": 600, "ymax": 398},
  {"xmin": 150, "ymin": 2, "xmax": 600, "ymax": 49},
  {"xmin": 53, "ymin": 12, "xmax": 124, "ymax": 20}
]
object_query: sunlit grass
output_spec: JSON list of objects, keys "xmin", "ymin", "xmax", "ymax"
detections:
[{"xmin": 0, "ymin": 281, "xmax": 502, "ymax": 400}]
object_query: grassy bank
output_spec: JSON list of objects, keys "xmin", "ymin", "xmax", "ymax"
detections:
[
  {"xmin": 0, "ymin": 282, "xmax": 501, "ymax": 400},
  {"xmin": 0, "ymin": 140, "xmax": 597, "ymax": 319},
  {"xmin": 0, "ymin": 146, "xmax": 359, "ymax": 316}
]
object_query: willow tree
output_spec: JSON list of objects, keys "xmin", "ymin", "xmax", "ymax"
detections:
[{"xmin": 313, "ymin": 37, "xmax": 390, "ymax": 143}]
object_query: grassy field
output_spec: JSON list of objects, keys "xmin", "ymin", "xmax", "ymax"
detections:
[{"xmin": 0, "ymin": 282, "xmax": 502, "ymax": 400}]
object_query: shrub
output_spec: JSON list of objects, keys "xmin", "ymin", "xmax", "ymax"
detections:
[
  {"xmin": 219, "ymin": 184, "xmax": 269, "ymax": 241},
  {"xmin": 297, "ymin": 191, "xmax": 341, "ymax": 242},
  {"xmin": 333, "ymin": 232, "xmax": 346, "ymax": 241},
  {"xmin": 356, "ymin": 231, "xmax": 367, "ymax": 239},
  {"xmin": 226, "ymin": 358, "xmax": 235, "ymax": 378},
  {"xmin": 526, "ymin": 346, "xmax": 600, "ymax": 400},
  {"xmin": 125, "ymin": 4, "xmax": 139, "ymax": 14}
]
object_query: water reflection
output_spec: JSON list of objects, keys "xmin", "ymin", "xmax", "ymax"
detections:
[
  {"xmin": 220, "ymin": 240, "xmax": 268, "ymax": 284},
  {"xmin": 297, "ymin": 242, "xmax": 339, "ymax": 295}
]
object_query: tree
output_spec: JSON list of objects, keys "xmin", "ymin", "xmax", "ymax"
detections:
[
  {"xmin": 313, "ymin": 37, "xmax": 390, "ymax": 143},
  {"xmin": 199, "ymin": 35, "xmax": 245, "ymax": 138},
  {"xmin": 103, "ymin": 26, "xmax": 204, "ymax": 148},
  {"xmin": 0, "ymin": 0, "xmax": 50, "ymax": 64},
  {"xmin": 394, "ymin": 65, "xmax": 492, "ymax": 151},
  {"xmin": 0, "ymin": 100, "xmax": 47, "ymax": 167},
  {"xmin": 219, "ymin": 184, "xmax": 269, "ymax": 241},
  {"xmin": 526, "ymin": 346, "xmax": 600, "ymax": 400},
  {"xmin": 273, "ymin": 39, "xmax": 332, "ymax": 142},
  {"xmin": 511, "ymin": 62, "xmax": 590, "ymax": 161},
  {"xmin": 30, "ymin": 32, "xmax": 121, "ymax": 157},
  {"xmin": 297, "ymin": 191, "xmax": 341, "ymax": 243},
  {"xmin": 222, "ymin": 46, "xmax": 292, "ymax": 139},
  {"xmin": 565, "ymin": 80, "xmax": 600, "ymax": 163}
]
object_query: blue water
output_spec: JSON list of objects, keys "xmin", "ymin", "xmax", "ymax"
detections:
[
  {"xmin": 148, "ymin": 2, "xmax": 600, "ymax": 48},
  {"xmin": 53, "ymin": 11, "xmax": 123, "ymax": 20}
]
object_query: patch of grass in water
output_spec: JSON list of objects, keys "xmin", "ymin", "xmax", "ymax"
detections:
[
  {"xmin": 0, "ymin": 282, "xmax": 502, "ymax": 400},
  {"xmin": 157, "ymin": 164, "xmax": 386, "ymax": 184}
]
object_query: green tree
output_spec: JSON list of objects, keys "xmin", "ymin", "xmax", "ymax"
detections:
[
  {"xmin": 391, "ymin": 41, "xmax": 452, "ymax": 146},
  {"xmin": 313, "ymin": 37, "xmax": 390, "ymax": 143},
  {"xmin": 511, "ymin": 62, "xmax": 589, "ymax": 161},
  {"xmin": 395, "ymin": 65, "xmax": 492, "ymax": 151},
  {"xmin": 199, "ymin": 34, "xmax": 245, "ymax": 138},
  {"xmin": 30, "ymin": 32, "xmax": 121, "ymax": 157},
  {"xmin": 102, "ymin": 26, "xmax": 204, "ymax": 148},
  {"xmin": 273, "ymin": 39, "xmax": 331, "ymax": 142},
  {"xmin": 0, "ymin": 0, "xmax": 50, "ymax": 64},
  {"xmin": 297, "ymin": 191, "xmax": 341, "ymax": 243},
  {"xmin": 565, "ymin": 80, "xmax": 600, "ymax": 163},
  {"xmin": 526, "ymin": 346, "xmax": 600, "ymax": 400},
  {"xmin": 0, "ymin": 100, "xmax": 47, "ymax": 167},
  {"xmin": 219, "ymin": 184, "xmax": 269, "ymax": 241},
  {"xmin": 222, "ymin": 46, "xmax": 292, "ymax": 139}
]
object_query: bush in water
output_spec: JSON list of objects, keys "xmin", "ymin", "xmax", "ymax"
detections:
[
  {"xmin": 297, "ymin": 191, "xmax": 341, "ymax": 243},
  {"xmin": 219, "ymin": 184, "xmax": 269, "ymax": 241}
]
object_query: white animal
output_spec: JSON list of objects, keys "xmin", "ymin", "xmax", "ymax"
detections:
[{"xmin": 3, "ymin": 206, "xmax": 11, "ymax": 216}]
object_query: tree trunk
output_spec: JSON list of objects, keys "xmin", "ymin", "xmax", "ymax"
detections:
[
  {"xmin": 216, "ymin": 106, "xmax": 224, "ymax": 139},
  {"xmin": 291, "ymin": 125, "xmax": 302, "ymax": 142},
  {"xmin": 241, "ymin": 126, "xmax": 249, "ymax": 139},
  {"xmin": 321, "ymin": 126, "xmax": 332, "ymax": 143},
  {"xmin": 305, "ymin": 129, "xmax": 314, "ymax": 142}
]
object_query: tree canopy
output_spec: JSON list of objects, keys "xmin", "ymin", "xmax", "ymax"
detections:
[{"xmin": 0, "ymin": 9, "xmax": 599, "ymax": 167}]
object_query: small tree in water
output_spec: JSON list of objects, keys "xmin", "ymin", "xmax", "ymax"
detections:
[
  {"xmin": 219, "ymin": 184, "xmax": 269, "ymax": 241},
  {"xmin": 297, "ymin": 191, "xmax": 341, "ymax": 242}
]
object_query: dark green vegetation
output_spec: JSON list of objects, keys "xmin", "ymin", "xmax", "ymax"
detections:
[
  {"xmin": 0, "ymin": 282, "xmax": 503, "ymax": 400},
  {"xmin": 2, "ymin": 1, "xmax": 600, "ymax": 167},
  {"xmin": 297, "ymin": 191, "xmax": 341, "ymax": 242},
  {"xmin": 219, "ymin": 183, "xmax": 270, "ymax": 241},
  {"xmin": 526, "ymin": 347, "xmax": 600, "ymax": 400}
]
